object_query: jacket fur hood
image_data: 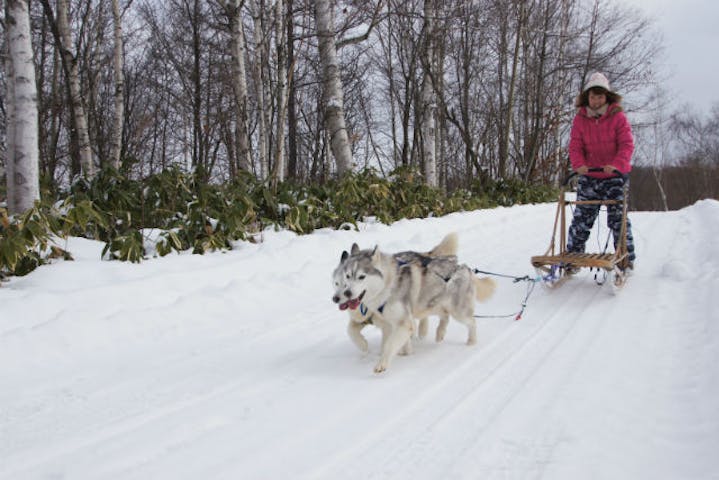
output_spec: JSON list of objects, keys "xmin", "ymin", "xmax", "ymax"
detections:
[
  {"xmin": 574, "ymin": 91, "xmax": 624, "ymax": 109},
  {"xmin": 574, "ymin": 72, "xmax": 623, "ymax": 108},
  {"xmin": 576, "ymin": 102, "xmax": 624, "ymax": 118}
]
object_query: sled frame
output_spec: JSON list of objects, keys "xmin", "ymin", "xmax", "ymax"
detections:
[{"xmin": 531, "ymin": 172, "xmax": 631, "ymax": 277}]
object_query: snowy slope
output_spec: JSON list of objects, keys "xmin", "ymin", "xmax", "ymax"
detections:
[{"xmin": 1, "ymin": 200, "xmax": 718, "ymax": 479}]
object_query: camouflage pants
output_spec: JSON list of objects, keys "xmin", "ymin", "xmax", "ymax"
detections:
[{"xmin": 567, "ymin": 176, "xmax": 636, "ymax": 261}]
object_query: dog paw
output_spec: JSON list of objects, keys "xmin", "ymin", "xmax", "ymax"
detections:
[
  {"xmin": 436, "ymin": 331, "xmax": 446, "ymax": 342},
  {"xmin": 373, "ymin": 362, "xmax": 387, "ymax": 374},
  {"xmin": 466, "ymin": 337, "xmax": 477, "ymax": 346}
]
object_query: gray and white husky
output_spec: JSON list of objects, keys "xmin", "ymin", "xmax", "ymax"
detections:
[
  {"xmin": 336, "ymin": 233, "xmax": 460, "ymax": 355},
  {"xmin": 332, "ymin": 234, "xmax": 496, "ymax": 373}
]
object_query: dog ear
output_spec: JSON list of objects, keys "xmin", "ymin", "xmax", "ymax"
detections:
[
  {"xmin": 371, "ymin": 245, "xmax": 379, "ymax": 259},
  {"xmin": 351, "ymin": 243, "xmax": 360, "ymax": 255},
  {"xmin": 341, "ymin": 250, "xmax": 349, "ymax": 262}
]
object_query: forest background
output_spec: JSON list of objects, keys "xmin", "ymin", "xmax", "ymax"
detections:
[{"xmin": 1, "ymin": 0, "xmax": 717, "ymax": 276}]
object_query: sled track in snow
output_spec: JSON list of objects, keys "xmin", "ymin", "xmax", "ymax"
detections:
[
  {"xmin": 306, "ymin": 281, "xmax": 606, "ymax": 479},
  {"xmin": 1, "ymin": 322, "xmax": 335, "ymax": 479}
]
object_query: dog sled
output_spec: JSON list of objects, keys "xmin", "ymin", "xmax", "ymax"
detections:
[{"xmin": 531, "ymin": 167, "xmax": 631, "ymax": 290}]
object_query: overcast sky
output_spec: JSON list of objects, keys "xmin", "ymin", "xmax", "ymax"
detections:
[{"xmin": 624, "ymin": 0, "xmax": 719, "ymax": 115}]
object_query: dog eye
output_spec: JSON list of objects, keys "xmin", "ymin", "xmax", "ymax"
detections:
[{"xmin": 358, "ymin": 274, "xmax": 366, "ymax": 280}]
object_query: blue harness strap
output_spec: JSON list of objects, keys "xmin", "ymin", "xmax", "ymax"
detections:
[{"xmin": 360, "ymin": 302, "xmax": 384, "ymax": 315}]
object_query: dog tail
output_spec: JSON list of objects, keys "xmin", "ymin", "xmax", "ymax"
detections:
[
  {"xmin": 428, "ymin": 232, "xmax": 459, "ymax": 257},
  {"xmin": 473, "ymin": 276, "xmax": 496, "ymax": 302}
]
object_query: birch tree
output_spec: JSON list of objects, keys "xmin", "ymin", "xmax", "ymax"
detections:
[
  {"xmin": 218, "ymin": 0, "xmax": 252, "ymax": 175},
  {"xmin": 250, "ymin": 0, "xmax": 269, "ymax": 179},
  {"xmin": 4, "ymin": 32, "xmax": 16, "ymax": 208},
  {"xmin": 314, "ymin": 0, "xmax": 352, "ymax": 177},
  {"xmin": 109, "ymin": 0, "xmax": 126, "ymax": 170},
  {"xmin": 271, "ymin": 0, "xmax": 288, "ymax": 186},
  {"xmin": 420, "ymin": 0, "xmax": 437, "ymax": 187},
  {"xmin": 39, "ymin": 0, "xmax": 95, "ymax": 178},
  {"xmin": 4, "ymin": 0, "xmax": 40, "ymax": 214}
]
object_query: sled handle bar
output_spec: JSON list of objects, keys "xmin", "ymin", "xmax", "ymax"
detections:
[{"xmin": 562, "ymin": 167, "xmax": 627, "ymax": 187}]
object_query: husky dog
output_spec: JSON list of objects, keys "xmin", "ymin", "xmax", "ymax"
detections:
[
  {"xmin": 338, "ymin": 233, "xmax": 459, "ymax": 354},
  {"xmin": 332, "ymin": 237, "xmax": 496, "ymax": 373}
]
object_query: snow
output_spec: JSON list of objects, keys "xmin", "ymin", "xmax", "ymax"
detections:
[{"xmin": 2, "ymin": 200, "xmax": 718, "ymax": 479}]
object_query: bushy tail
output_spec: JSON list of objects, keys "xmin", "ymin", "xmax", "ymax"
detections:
[
  {"xmin": 427, "ymin": 232, "xmax": 459, "ymax": 257},
  {"xmin": 473, "ymin": 276, "xmax": 496, "ymax": 302}
]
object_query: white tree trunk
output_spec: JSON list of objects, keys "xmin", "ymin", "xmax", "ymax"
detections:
[
  {"xmin": 57, "ymin": 0, "xmax": 95, "ymax": 178},
  {"xmin": 219, "ymin": 0, "xmax": 252, "ymax": 174},
  {"xmin": 5, "ymin": 0, "xmax": 40, "ymax": 214},
  {"xmin": 4, "ymin": 35, "xmax": 17, "ymax": 210},
  {"xmin": 109, "ymin": 0, "xmax": 125, "ymax": 170},
  {"xmin": 314, "ymin": 0, "xmax": 352, "ymax": 177},
  {"xmin": 272, "ymin": 0, "xmax": 288, "ymax": 185},
  {"xmin": 421, "ymin": 0, "xmax": 437, "ymax": 187},
  {"xmin": 231, "ymin": 0, "xmax": 252, "ymax": 174},
  {"xmin": 251, "ymin": 0, "xmax": 269, "ymax": 179}
]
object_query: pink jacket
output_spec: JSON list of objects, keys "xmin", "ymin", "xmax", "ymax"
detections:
[{"xmin": 569, "ymin": 103, "xmax": 634, "ymax": 179}]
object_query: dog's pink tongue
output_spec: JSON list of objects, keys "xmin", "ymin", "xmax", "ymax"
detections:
[{"xmin": 338, "ymin": 298, "xmax": 361, "ymax": 311}]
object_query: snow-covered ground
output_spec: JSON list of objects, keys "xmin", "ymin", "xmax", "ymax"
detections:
[{"xmin": 2, "ymin": 200, "xmax": 718, "ymax": 479}]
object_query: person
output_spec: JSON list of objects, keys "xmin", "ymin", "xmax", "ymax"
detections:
[{"xmin": 566, "ymin": 72, "xmax": 636, "ymax": 270}]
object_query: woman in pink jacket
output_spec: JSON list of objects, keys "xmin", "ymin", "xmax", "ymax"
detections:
[{"xmin": 567, "ymin": 72, "xmax": 636, "ymax": 269}]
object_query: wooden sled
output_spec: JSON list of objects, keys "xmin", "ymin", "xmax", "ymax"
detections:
[{"xmin": 531, "ymin": 168, "xmax": 631, "ymax": 289}]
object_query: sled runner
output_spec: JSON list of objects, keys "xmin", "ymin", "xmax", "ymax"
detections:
[{"xmin": 531, "ymin": 168, "xmax": 631, "ymax": 289}]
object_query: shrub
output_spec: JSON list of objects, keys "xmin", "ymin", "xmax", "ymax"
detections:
[
  {"xmin": 1, "ymin": 167, "xmax": 557, "ymax": 282},
  {"xmin": 0, "ymin": 202, "xmax": 78, "ymax": 278}
]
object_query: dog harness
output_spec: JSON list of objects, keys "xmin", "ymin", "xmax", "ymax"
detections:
[
  {"xmin": 359, "ymin": 256, "xmax": 456, "ymax": 317},
  {"xmin": 360, "ymin": 303, "xmax": 384, "ymax": 316}
]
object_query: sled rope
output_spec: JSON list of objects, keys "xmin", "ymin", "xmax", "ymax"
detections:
[
  {"xmin": 472, "ymin": 268, "xmax": 540, "ymax": 321},
  {"xmin": 473, "ymin": 269, "xmax": 539, "ymax": 283}
]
